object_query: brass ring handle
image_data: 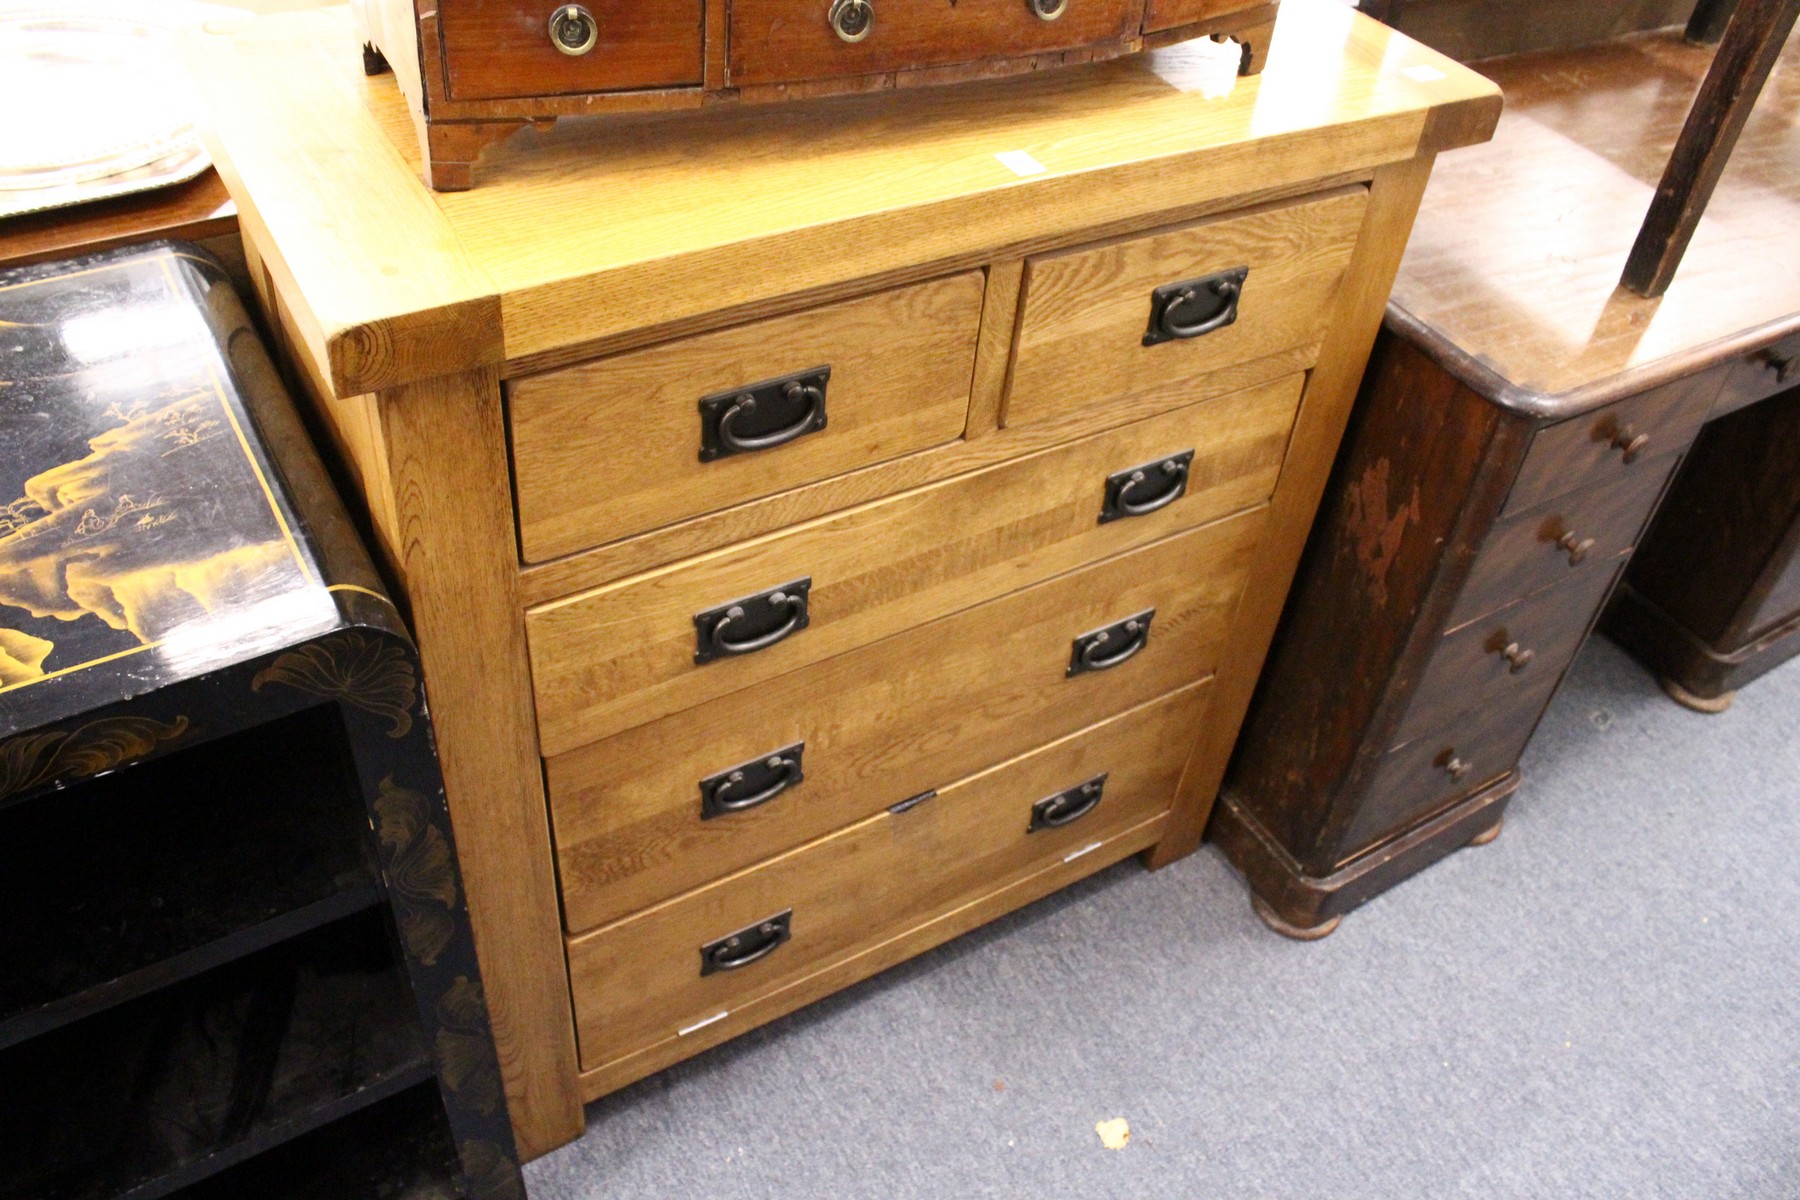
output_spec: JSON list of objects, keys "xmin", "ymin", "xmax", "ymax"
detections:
[
  {"xmin": 1557, "ymin": 531, "xmax": 1595, "ymax": 565},
  {"xmin": 710, "ymin": 593, "xmax": 805, "ymax": 656},
  {"xmin": 1611, "ymin": 426, "xmax": 1651, "ymax": 463},
  {"xmin": 547, "ymin": 4, "xmax": 599, "ymax": 55},
  {"xmin": 1159, "ymin": 279, "xmax": 1242, "ymax": 341},
  {"xmin": 1501, "ymin": 642, "xmax": 1535, "ymax": 674},
  {"xmin": 1444, "ymin": 756, "xmax": 1472, "ymax": 781},
  {"xmin": 716, "ymin": 383, "xmax": 826, "ymax": 454},
  {"xmin": 706, "ymin": 921, "xmax": 787, "ymax": 971},
  {"xmin": 1036, "ymin": 782, "xmax": 1102, "ymax": 828},
  {"xmin": 1028, "ymin": 0, "xmax": 1068, "ymax": 19},
  {"xmin": 1079, "ymin": 619, "xmax": 1148, "ymax": 672},
  {"xmin": 1760, "ymin": 348, "xmax": 1798, "ymax": 386},
  {"xmin": 708, "ymin": 756, "xmax": 800, "ymax": 814},
  {"xmin": 1116, "ymin": 460, "xmax": 1189, "ymax": 517},
  {"xmin": 827, "ymin": 0, "xmax": 873, "ymax": 42}
]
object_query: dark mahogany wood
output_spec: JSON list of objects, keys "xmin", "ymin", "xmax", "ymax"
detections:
[
  {"xmin": 1689, "ymin": 0, "xmax": 1743, "ymax": 42},
  {"xmin": 439, "ymin": 0, "xmax": 703, "ymax": 101},
  {"xmin": 1622, "ymin": 0, "xmax": 1800, "ymax": 297}
]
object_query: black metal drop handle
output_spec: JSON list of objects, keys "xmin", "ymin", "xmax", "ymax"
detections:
[
  {"xmin": 708, "ymin": 756, "xmax": 800, "ymax": 814},
  {"xmin": 711, "ymin": 592, "xmax": 806, "ymax": 657},
  {"xmin": 700, "ymin": 910, "xmax": 793, "ymax": 976},
  {"xmin": 1162, "ymin": 279, "xmax": 1241, "ymax": 340},
  {"xmin": 1117, "ymin": 459, "xmax": 1190, "ymax": 517},
  {"xmin": 1041, "ymin": 782, "xmax": 1101, "ymax": 827},
  {"xmin": 717, "ymin": 382, "xmax": 826, "ymax": 454},
  {"xmin": 1080, "ymin": 618, "xmax": 1149, "ymax": 672}
]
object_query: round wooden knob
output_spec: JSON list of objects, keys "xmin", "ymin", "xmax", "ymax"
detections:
[
  {"xmin": 1611, "ymin": 426, "xmax": 1650, "ymax": 463},
  {"xmin": 1557, "ymin": 530, "xmax": 1595, "ymax": 565},
  {"xmin": 1501, "ymin": 642, "xmax": 1535, "ymax": 673},
  {"xmin": 1444, "ymin": 755, "xmax": 1472, "ymax": 780}
]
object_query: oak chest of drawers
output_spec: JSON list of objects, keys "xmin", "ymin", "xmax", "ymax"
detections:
[{"xmin": 184, "ymin": 0, "xmax": 1498, "ymax": 1157}]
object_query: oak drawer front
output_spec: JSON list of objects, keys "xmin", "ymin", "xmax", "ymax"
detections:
[
  {"xmin": 727, "ymin": 0, "xmax": 1135, "ymax": 88},
  {"xmin": 439, "ymin": 0, "xmax": 703, "ymax": 101},
  {"xmin": 528, "ymin": 374, "xmax": 1299, "ymax": 755},
  {"xmin": 565, "ymin": 683, "xmax": 1202, "ymax": 1069},
  {"xmin": 1502, "ymin": 375, "xmax": 1712, "ymax": 518},
  {"xmin": 511, "ymin": 272, "xmax": 985, "ymax": 563},
  {"xmin": 1003, "ymin": 188, "xmax": 1365, "ymax": 431},
  {"xmin": 1392, "ymin": 561, "xmax": 1620, "ymax": 750},
  {"xmin": 1342, "ymin": 675, "xmax": 1559, "ymax": 859},
  {"xmin": 1446, "ymin": 452, "xmax": 1677, "ymax": 632},
  {"xmin": 1714, "ymin": 330, "xmax": 1800, "ymax": 419},
  {"xmin": 549, "ymin": 511, "xmax": 1260, "ymax": 932}
]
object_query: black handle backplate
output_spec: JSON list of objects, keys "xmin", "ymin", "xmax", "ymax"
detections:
[
  {"xmin": 700, "ymin": 909, "xmax": 793, "ymax": 976},
  {"xmin": 698, "ymin": 366, "xmax": 830, "ymax": 462},
  {"xmin": 1029, "ymin": 773, "xmax": 1108, "ymax": 832},
  {"xmin": 1099, "ymin": 449, "xmax": 1195, "ymax": 524},
  {"xmin": 699, "ymin": 742, "xmax": 806, "ymax": 820},
  {"xmin": 693, "ymin": 577, "xmax": 812, "ymax": 665},
  {"xmin": 1067, "ymin": 608, "xmax": 1155, "ymax": 678},
  {"xmin": 1143, "ymin": 266, "xmax": 1249, "ymax": 347}
]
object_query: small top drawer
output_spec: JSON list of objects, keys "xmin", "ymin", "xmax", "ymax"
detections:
[
  {"xmin": 728, "ymin": 0, "xmax": 1136, "ymax": 88},
  {"xmin": 1502, "ymin": 373, "xmax": 1714, "ymax": 518},
  {"xmin": 1003, "ymin": 188, "xmax": 1366, "ymax": 431},
  {"xmin": 1713, "ymin": 329, "xmax": 1800, "ymax": 420},
  {"xmin": 510, "ymin": 273, "xmax": 984, "ymax": 563},
  {"xmin": 439, "ymin": 0, "xmax": 703, "ymax": 101}
]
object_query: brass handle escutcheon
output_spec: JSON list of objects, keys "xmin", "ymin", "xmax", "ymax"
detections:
[
  {"xmin": 1028, "ymin": 0, "xmax": 1068, "ymax": 19},
  {"xmin": 828, "ymin": 0, "xmax": 873, "ymax": 42},
  {"xmin": 547, "ymin": 4, "xmax": 598, "ymax": 55}
]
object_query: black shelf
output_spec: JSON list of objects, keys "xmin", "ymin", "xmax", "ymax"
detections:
[
  {"xmin": 0, "ymin": 909, "xmax": 433, "ymax": 1200},
  {"xmin": 0, "ymin": 706, "xmax": 382, "ymax": 1051}
]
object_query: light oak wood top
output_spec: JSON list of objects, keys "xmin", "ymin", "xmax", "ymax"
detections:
[
  {"xmin": 182, "ymin": 0, "xmax": 1497, "ymax": 396},
  {"xmin": 1391, "ymin": 26, "xmax": 1800, "ymax": 413}
]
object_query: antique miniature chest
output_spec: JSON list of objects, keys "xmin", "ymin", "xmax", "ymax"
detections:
[
  {"xmin": 350, "ymin": 0, "xmax": 1281, "ymax": 188},
  {"xmin": 186, "ymin": 0, "xmax": 1498, "ymax": 1157}
]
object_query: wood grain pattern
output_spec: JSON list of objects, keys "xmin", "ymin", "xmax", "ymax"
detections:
[
  {"xmin": 439, "ymin": 0, "xmax": 703, "ymax": 101},
  {"xmin": 566, "ymin": 683, "xmax": 1201, "ymax": 1070},
  {"xmin": 1145, "ymin": 154, "xmax": 1439, "ymax": 870},
  {"xmin": 374, "ymin": 371, "xmax": 584, "ymax": 1156},
  {"xmin": 577, "ymin": 808, "xmax": 1169, "ymax": 1099},
  {"xmin": 547, "ymin": 513, "xmax": 1259, "ymax": 931},
  {"xmin": 1143, "ymin": 0, "xmax": 1274, "ymax": 35},
  {"xmin": 727, "ymin": 0, "xmax": 1137, "ymax": 87},
  {"xmin": 965, "ymin": 261, "xmax": 1026, "ymax": 441},
  {"xmin": 1005, "ymin": 187, "xmax": 1365, "ymax": 429},
  {"xmin": 527, "ymin": 375, "xmax": 1298, "ymax": 754},
  {"xmin": 510, "ymin": 271, "xmax": 985, "ymax": 562},
  {"xmin": 1391, "ymin": 23, "xmax": 1800, "ymax": 407}
]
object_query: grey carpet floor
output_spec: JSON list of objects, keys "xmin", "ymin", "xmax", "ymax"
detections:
[{"xmin": 526, "ymin": 636, "xmax": 1800, "ymax": 1199}]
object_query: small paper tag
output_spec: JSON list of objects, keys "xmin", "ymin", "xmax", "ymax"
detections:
[
  {"xmin": 995, "ymin": 149, "xmax": 1047, "ymax": 177},
  {"xmin": 1402, "ymin": 64, "xmax": 1447, "ymax": 82}
]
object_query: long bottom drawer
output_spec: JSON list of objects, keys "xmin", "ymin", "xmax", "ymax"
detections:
[{"xmin": 567, "ymin": 680, "xmax": 1211, "ymax": 1082}]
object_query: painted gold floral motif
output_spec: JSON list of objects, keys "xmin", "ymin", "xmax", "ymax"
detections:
[
  {"xmin": 251, "ymin": 632, "xmax": 416, "ymax": 737},
  {"xmin": 435, "ymin": 976, "xmax": 502, "ymax": 1116},
  {"xmin": 0, "ymin": 714, "xmax": 189, "ymax": 802},
  {"xmin": 374, "ymin": 776, "xmax": 458, "ymax": 966}
]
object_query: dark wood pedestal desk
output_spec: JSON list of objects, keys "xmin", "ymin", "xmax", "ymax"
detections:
[{"xmin": 1214, "ymin": 25, "xmax": 1800, "ymax": 938}]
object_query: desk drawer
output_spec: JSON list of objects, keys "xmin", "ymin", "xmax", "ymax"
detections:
[
  {"xmin": 1003, "ymin": 188, "xmax": 1365, "ymax": 431},
  {"xmin": 528, "ymin": 374, "xmax": 1298, "ymax": 754},
  {"xmin": 511, "ymin": 272, "xmax": 984, "ymax": 563},
  {"xmin": 439, "ymin": 0, "xmax": 702, "ymax": 101},
  {"xmin": 549, "ymin": 510, "xmax": 1261, "ymax": 932},
  {"xmin": 1392, "ymin": 560, "xmax": 1620, "ymax": 749},
  {"xmin": 727, "ymin": 0, "xmax": 1135, "ymax": 88},
  {"xmin": 565, "ymin": 682, "xmax": 1201, "ymax": 1071},
  {"xmin": 1714, "ymin": 329, "xmax": 1800, "ymax": 419},
  {"xmin": 1447, "ymin": 452, "xmax": 1676, "ymax": 631},
  {"xmin": 1342, "ymin": 674, "xmax": 1558, "ymax": 859},
  {"xmin": 1502, "ymin": 374, "xmax": 1712, "ymax": 517}
]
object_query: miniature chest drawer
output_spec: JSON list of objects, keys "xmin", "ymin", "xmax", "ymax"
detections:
[
  {"xmin": 1003, "ymin": 187, "xmax": 1365, "ymax": 431},
  {"xmin": 727, "ymin": 0, "xmax": 1137, "ymax": 88},
  {"xmin": 526, "ymin": 373, "xmax": 1300, "ymax": 755},
  {"xmin": 437, "ymin": 0, "xmax": 703, "ymax": 101},
  {"xmin": 547, "ymin": 509, "xmax": 1262, "ymax": 932},
  {"xmin": 510, "ymin": 272, "xmax": 986, "ymax": 563},
  {"xmin": 564, "ymin": 680, "xmax": 1202, "ymax": 1071},
  {"xmin": 1501, "ymin": 373, "xmax": 1714, "ymax": 518},
  {"xmin": 1446, "ymin": 452, "xmax": 1678, "ymax": 632}
]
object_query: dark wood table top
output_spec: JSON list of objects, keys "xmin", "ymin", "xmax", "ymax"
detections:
[{"xmin": 1389, "ymin": 24, "xmax": 1800, "ymax": 416}]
